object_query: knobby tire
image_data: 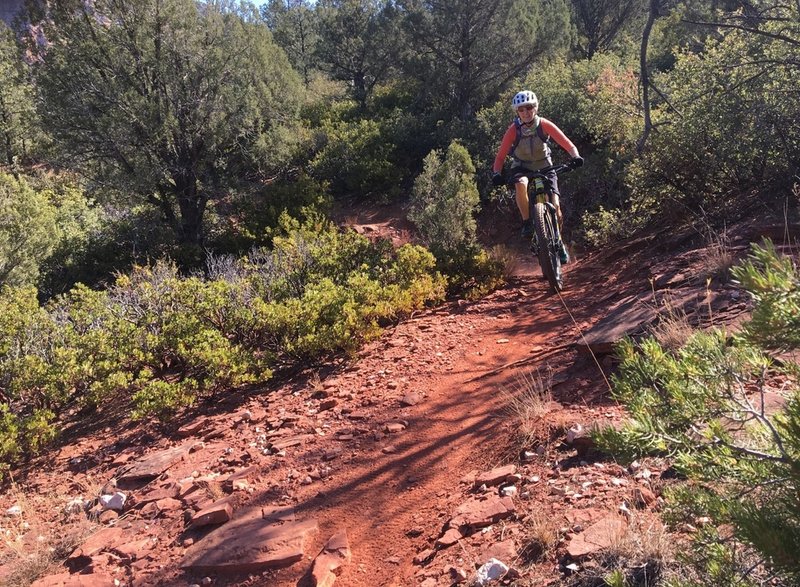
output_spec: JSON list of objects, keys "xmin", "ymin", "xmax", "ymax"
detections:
[{"xmin": 532, "ymin": 202, "xmax": 562, "ymax": 293}]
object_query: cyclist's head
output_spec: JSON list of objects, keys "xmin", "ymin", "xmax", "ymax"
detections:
[{"xmin": 512, "ymin": 90, "xmax": 538, "ymax": 114}]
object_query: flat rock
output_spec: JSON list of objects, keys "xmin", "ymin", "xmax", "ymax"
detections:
[
  {"xmin": 69, "ymin": 527, "xmax": 126, "ymax": 559},
  {"xmin": 190, "ymin": 497, "xmax": 234, "ymax": 528},
  {"xmin": 576, "ymin": 293, "xmax": 654, "ymax": 354},
  {"xmin": 567, "ymin": 515, "xmax": 626, "ymax": 560},
  {"xmin": 116, "ymin": 445, "xmax": 188, "ymax": 487},
  {"xmin": 310, "ymin": 530, "xmax": 351, "ymax": 587},
  {"xmin": 270, "ymin": 434, "xmax": 315, "ymax": 451},
  {"xmin": 435, "ymin": 527, "xmax": 463, "ymax": 548},
  {"xmin": 181, "ymin": 507, "xmax": 318, "ymax": 573},
  {"xmin": 449, "ymin": 495, "xmax": 515, "ymax": 529},
  {"xmin": 474, "ymin": 465, "xmax": 516, "ymax": 488}
]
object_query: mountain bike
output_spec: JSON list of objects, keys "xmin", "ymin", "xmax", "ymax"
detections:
[{"xmin": 508, "ymin": 161, "xmax": 579, "ymax": 293}]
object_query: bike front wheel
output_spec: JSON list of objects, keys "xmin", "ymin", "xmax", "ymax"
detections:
[{"xmin": 532, "ymin": 202, "xmax": 562, "ymax": 293}]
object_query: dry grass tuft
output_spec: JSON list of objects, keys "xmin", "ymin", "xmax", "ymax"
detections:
[
  {"xmin": 649, "ymin": 298, "xmax": 693, "ymax": 351},
  {"xmin": 0, "ymin": 488, "xmax": 98, "ymax": 587},
  {"xmin": 519, "ymin": 510, "xmax": 559, "ymax": 564},
  {"xmin": 488, "ymin": 244, "xmax": 519, "ymax": 280},
  {"xmin": 571, "ymin": 510, "xmax": 674, "ymax": 587},
  {"xmin": 501, "ymin": 367, "xmax": 554, "ymax": 452},
  {"xmin": 700, "ymin": 230, "xmax": 735, "ymax": 283}
]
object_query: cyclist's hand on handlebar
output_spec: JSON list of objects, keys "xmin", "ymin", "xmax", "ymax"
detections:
[
  {"xmin": 570, "ymin": 156, "xmax": 584, "ymax": 169},
  {"xmin": 491, "ymin": 171, "xmax": 505, "ymax": 187}
]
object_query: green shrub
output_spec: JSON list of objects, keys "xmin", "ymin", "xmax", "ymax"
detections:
[
  {"xmin": 595, "ymin": 243, "xmax": 800, "ymax": 584},
  {"xmin": 625, "ymin": 27, "xmax": 800, "ymax": 227},
  {"xmin": 0, "ymin": 173, "xmax": 58, "ymax": 288},
  {"xmin": 409, "ymin": 141, "xmax": 480, "ymax": 256},
  {"xmin": 309, "ymin": 117, "xmax": 404, "ymax": 201},
  {"xmin": 0, "ymin": 217, "xmax": 447, "ymax": 464}
]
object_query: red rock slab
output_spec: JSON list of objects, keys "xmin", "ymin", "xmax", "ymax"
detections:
[
  {"xmin": 474, "ymin": 465, "xmax": 517, "ymax": 488},
  {"xmin": 310, "ymin": 530, "xmax": 351, "ymax": 587},
  {"xmin": 449, "ymin": 495, "xmax": 515, "ymax": 529},
  {"xmin": 181, "ymin": 508, "xmax": 318, "ymax": 574},
  {"xmin": 270, "ymin": 434, "xmax": 315, "ymax": 451},
  {"xmin": 69, "ymin": 527, "xmax": 127, "ymax": 559},
  {"xmin": 566, "ymin": 516, "xmax": 626, "ymax": 560},
  {"xmin": 31, "ymin": 572, "xmax": 116, "ymax": 587},
  {"xmin": 190, "ymin": 497, "xmax": 234, "ymax": 528},
  {"xmin": 116, "ymin": 445, "xmax": 188, "ymax": 486}
]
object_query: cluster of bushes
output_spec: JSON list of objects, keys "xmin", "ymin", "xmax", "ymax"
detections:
[
  {"xmin": 594, "ymin": 241, "xmax": 800, "ymax": 584},
  {"xmin": 0, "ymin": 216, "xmax": 446, "ymax": 471}
]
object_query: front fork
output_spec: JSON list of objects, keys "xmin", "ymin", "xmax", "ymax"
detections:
[{"xmin": 531, "ymin": 187, "xmax": 563, "ymax": 254}]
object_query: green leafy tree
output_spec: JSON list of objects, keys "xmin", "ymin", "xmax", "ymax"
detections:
[
  {"xmin": 568, "ymin": 0, "xmax": 646, "ymax": 58},
  {"xmin": 397, "ymin": 0, "xmax": 572, "ymax": 120},
  {"xmin": 34, "ymin": 0, "xmax": 302, "ymax": 248},
  {"xmin": 0, "ymin": 22, "xmax": 38, "ymax": 165},
  {"xmin": 262, "ymin": 0, "xmax": 319, "ymax": 85},
  {"xmin": 0, "ymin": 172, "xmax": 57, "ymax": 287},
  {"xmin": 315, "ymin": 0, "xmax": 402, "ymax": 108}
]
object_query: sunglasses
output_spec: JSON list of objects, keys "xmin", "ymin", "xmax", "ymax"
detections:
[{"xmin": 518, "ymin": 105, "xmax": 536, "ymax": 112}]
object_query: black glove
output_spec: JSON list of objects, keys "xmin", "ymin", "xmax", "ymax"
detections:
[
  {"xmin": 491, "ymin": 171, "xmax": 505, "ymax": 187},
  {"xmin": 570, "ymin": 156, "xmax": 584, "ymax": 168}
]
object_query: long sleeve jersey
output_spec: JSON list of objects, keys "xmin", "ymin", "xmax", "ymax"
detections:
[{"xmin": 492, "ymin": 117, "xmax": 579, "ymax": 173}]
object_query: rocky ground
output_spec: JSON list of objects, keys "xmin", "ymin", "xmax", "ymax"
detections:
[{"xmin": 0, "ymin": 206, "xmax": 792, "ymax": 587}]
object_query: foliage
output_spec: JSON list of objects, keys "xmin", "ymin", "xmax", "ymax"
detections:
[
  {"xmin": 625, "ymin": 11, "xmax": 800, "ymax": 227},
  {"xmin": 568, "ymin": 0, "xmax": 646, "ymax": 59},
  {"xmin": 397, "ymin": 0, "xmax": 572, "ymax": 121},
  {"xmin": 262, "ymin": 0, "xmax": 319, "ymax": 85},
  {"xmin": 0, "ymin": 218, "xmax": 445, "ymax": 469},
  {"xmin": 33, "ymin": 0, "xmax": 303, "ymax": 247},
  {"xmin": 0, "ymin": 22, "xmax": 41, "ymax": 167},
  {"xmin": 408, "ymin": 141, "xmax": 505, "ymax": 296},
  {"xmin": 731, "ymin": 240, "xmax": 800, "ymax": 351},
  {"xmin": 595, "ymin": 243, "xmax": 800, "ymax": 584},
  {"xmin": 0, "ymin": 172, "xmax": 57, "ymax": 288},
  {"xmin": 314, "ymin": 0, "xmax": 402, "ymax": 108},
  {"xmin": 309, "ymin": 117, "xmax": 404, "ymax": 201},
  {"xmin": 409, "ymin": 141, "xmax": 480, "ymax": 255}
]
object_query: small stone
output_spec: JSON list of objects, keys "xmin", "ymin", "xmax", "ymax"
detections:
[{"xmin": 100, "ymin": 492, "xmax": 127, "ymax": 512}]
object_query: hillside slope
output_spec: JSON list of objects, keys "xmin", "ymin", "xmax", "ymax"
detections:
[{"xmin": 0, "ymin": 212, "xmax": 788, "ymax": 587}]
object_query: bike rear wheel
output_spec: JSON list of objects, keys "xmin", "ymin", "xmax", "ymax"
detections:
[{"xmin": 532, "ymin": 202, "xmax": 562, "ymax": 292}]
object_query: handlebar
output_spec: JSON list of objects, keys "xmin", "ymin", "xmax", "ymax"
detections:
[{"xmin": 510, "ymin": 160, "xmax": 579, "ymax": 181}]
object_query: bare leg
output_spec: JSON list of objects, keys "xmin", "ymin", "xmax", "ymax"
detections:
[
  {"xmin": 515, "ymin": 178, "xmax": 529, "ymax": 220},
  {"xmin": 550, "ymin": 192, "xmax": 563, "ymax": 229}
]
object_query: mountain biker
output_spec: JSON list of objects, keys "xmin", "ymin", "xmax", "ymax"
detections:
[{"xmin": 491, "ymin": 90, "xmax": 583, "ymax": 263}]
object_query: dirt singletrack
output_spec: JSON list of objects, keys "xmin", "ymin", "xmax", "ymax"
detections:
[
  {"xmin": 5, "ymin": 210, "xmax": 737, "ymax": 587},
  {"xmin": 251, "ymin": 251, "xmax": 619, "ymax": 587}
]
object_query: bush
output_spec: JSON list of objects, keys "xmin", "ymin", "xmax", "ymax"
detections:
[
  {"xmin": 0, "ymin": 217, "xmax": 447, "ymax": 467},
  {"xmin": 0, "ymin": 173, "xmax": 58, "ymax": 288},
  {"xmin": 409, "ymin": 141, "xmax": 480, "ymax": 255},
  {"xmin": 594, "ymin": 242, "xmax": 800, "ymax": 584},
  {"xmin": 309, "ymin": 117, "xmax": 404, "ymax": 201},
  {"xmin": 625, "ymin": 27, "xmax": 800, "ymax": 227}
]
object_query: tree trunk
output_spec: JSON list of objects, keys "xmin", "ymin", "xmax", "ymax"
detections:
[
  {"xmin": 174, "ymin": 173, "xmax": 206, "ymax": 246},
  {"xmin": 637, "ymin": 0, "xmax": 659, "ymax": 154}
]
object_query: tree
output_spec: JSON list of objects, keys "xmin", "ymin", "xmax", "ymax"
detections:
[
  {"xmin": 568, "ymin": 0, "xmax": 646, "ymax": 59},
  {"xmin": 408, "ymin": 141, "xmax": 479, "ymax": 255},
  {"xmin": 262, "ymin": 0, "xmax": 319, "ymax": 85},
  {"xmin": 315, "ymin": 0, "xmax": 402, "ymax": 108},
  {"xmin": 0, "ymin": 22, "xmax": 38, "ymax": 166},
  {"xmin": 34, "ymin": 0, "xmax": 303, "ymax": 248},
  {"xmin": 398, "ymin": 0, "xmax": 572, "ymax": 120},
  {"xmin": 0, "ymin": 172, "xmax": 57, "ymax": 288}
]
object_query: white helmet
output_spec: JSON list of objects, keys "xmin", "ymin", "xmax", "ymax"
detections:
[{"xmin": 511, "ymin": 90, "xmax": 538, "ymax": 111}]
